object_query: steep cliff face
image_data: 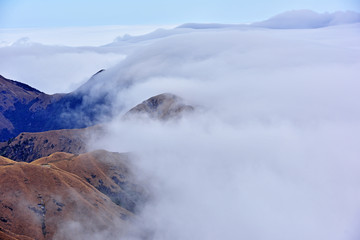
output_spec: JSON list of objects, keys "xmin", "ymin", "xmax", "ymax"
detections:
[{"xmin": 0, "ymin": 150, "xmax": 147, "ymax": 240}]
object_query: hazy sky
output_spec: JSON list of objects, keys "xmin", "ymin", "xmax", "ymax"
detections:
[{"xmin": 1, "ymin": 0, "xmax": 359, "ymax": 28}]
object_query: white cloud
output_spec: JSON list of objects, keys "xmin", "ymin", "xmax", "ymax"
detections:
[
  {"xmin": 0, "ymin": 25, "xmax": 176, "ymax": 47},
  {"xmin": 252, "ymin": 10, "xmax": 360, "ymax": 29},
  {"xmin": 2, "ymin": 11, "xmax": 359, "ymax": 95},
  {"xmin": 94, "ymin": 117, "xmax": 360, "ymax": 240},
  {"xmin": 0, "ymin": 43, "xmax": 126, "ymax": 93},
  {"xmin": 0, "ymin": 25, "xmax": 176, "ymax": 94},
  {"xmin": 81, "ymin": 23, "xmax": 360, "ymax": 239}
]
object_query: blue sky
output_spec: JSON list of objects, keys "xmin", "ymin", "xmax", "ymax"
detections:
[{"xmin": 0, "ymin": 0, "xmax": 359, "ymax": 28}]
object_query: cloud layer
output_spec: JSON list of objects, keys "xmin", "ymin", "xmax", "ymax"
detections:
[
  {"xmin": 252, "ymin": 10, "xmax": 360, "ymax": 28},
  {"xmin": 1, "ymin": 10, "xmax": 359, "ymax": 94},
  {"xmin": 82, "ymin": 22, "xmax": 360, "ymax": 240},
  {"xmin": 0, "ymin": 40, "xmax": 126, "ymax": 93}
]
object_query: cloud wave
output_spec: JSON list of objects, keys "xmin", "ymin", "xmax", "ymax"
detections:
[{"xmin": 84, "ymin": 22, "xmax": 360, "ymax": 240}]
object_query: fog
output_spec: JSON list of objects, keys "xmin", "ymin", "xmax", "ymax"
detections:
[
  {"xmin": 84, "ymin": 22, "xmax": 360, "ymax": 239},
  {"xmin": 2, "ymin": 10, "xmax": 360, "ymax": 239},
  {"xmin": 0, "ymin": 25, "xmax": 174, "ymax": 46}
]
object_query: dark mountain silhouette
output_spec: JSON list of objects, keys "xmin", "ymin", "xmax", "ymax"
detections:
[{"xmin": 0, "ymin": 73, "xmax": 113, "ymax": 142}]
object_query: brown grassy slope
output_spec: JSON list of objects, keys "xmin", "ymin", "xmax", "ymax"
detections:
[
  {"xmin": 32, "ymin": 150, "xmax": 146, "ymax": 213},
  {"xmin": 0, "ymin": 151, "xmax": 136, "ymax": 240},
  {"xmin": 0, "ymin": 156, "xmax": 15, "ymax": 165},
  {"xmin": 0, "ymin": 230, "xmax": 33, "ymax": 240}
]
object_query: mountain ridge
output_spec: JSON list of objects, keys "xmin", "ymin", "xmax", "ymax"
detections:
[
  {"xmin": 0, "ymin": 89, "xmax": 194, "ymax": 162},
  {"xmin": 0, "ymin": 73, "xmax": 114, "ymax": 141}
]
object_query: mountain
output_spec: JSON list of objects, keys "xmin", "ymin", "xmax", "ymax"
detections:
[
  {"xmin": 0, "ymin": 126, "xmax": 102, "ymax": 162},
  {"xmin": 0, "ymin": 92, "xmax": 194, "ymax": 162},
  {"xmin": 0, "ymin": 74, "xmax": 61, "ymax": 140},
  {"xmin": 32, "ymin": 150, "xmax": 147, "ymax": 214},
  {"xmin": 0, "ymin": 73, "xmax": 113, "ymax": 142},
  {"xmin": 0, "ymin": 150, "xmax": 147, "ymax": 240},
  {"xmin": 125, "ymin": 93, "xmax": 194, "ymax": 120}
]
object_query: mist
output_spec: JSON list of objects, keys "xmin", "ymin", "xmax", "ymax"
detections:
[
  {"xmin": 0, "ymin": 40, "xmax": 126, "ymax": 93},
  {"xmin": 82, "ymin": 22, "xmax": 360, "ymax": 239}
]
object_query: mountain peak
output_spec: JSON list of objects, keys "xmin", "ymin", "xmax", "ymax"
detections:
[{"xmin": 125, "ymin": 93, "xmax": 194, "ymax": 120}]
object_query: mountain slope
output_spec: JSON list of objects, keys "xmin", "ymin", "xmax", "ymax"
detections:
[
  {"xmin": 0, "ymin": 75, "xmax": 62, "ymax": 140},
  {"xmin": 0, "ymin": 160, "xmax": 129, "ymax": 239},
  {"xmin": 0, "ymin": 150, "xmax": 146, "ymax": 240},
  {"xmin": 32, "ymin": 150, "xmax": 147, "ymax": 213}
]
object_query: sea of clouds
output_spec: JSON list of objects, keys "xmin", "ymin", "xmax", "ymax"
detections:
[
  {"xmin": 90, "ymin": 21, "xmax": 360, "ymax": 240},
  {"xmin": 2, "ymin": 10, "xmax": 360, "ymax": 240}
]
